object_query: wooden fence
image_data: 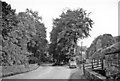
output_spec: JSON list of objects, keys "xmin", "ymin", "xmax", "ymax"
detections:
[{"xmin": 84, "ymin": 59, "xmax": 103, "ymax": 70}]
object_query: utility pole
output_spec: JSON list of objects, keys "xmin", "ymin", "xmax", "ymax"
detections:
[
  {"xmin": 81, "ymin": 41, "xmax": 83, "ymax": 60},
  {"xmin": 81, "ymin": 41, "xmax": 85, "ymax": 75}
]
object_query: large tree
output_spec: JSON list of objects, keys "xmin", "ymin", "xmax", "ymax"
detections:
[
  {"xmin": 1, "ymin": 1, "xmax": 47, "ymax": 66},
  {"xmin": 17, "ymin": 9, "xmax": 48, "ymax": 64},
  {"xmin": 1, "ymin": 1, "xmax": 22, "ymax": 66},
  {"xmin": 50, "ymin": 8, "xmax": 94, "ymax": 64}
]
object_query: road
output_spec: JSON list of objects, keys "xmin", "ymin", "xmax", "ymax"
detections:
[{"xmin": 2, "ymin": 65, "xmax": 83, "ymax": 80}]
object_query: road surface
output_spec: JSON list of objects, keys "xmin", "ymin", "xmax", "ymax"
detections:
[{"xmin": 2, "ymin": 65, "xmax": 83, "ymax": 80}]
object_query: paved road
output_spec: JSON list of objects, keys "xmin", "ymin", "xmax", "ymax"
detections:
[{"xmin": 2, "ymin": 66, "xmax": 82, "ymax": 79}]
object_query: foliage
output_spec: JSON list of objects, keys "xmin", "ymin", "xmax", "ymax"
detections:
[
  {"xmin": 19, "ymin": 9, "xmax": 48, "ymax": 64},
  {"xmin": 50, "ymin": 8, "xmax": 93, "ymax": 64},
  {"xmin": 114, "ymin": 35, "xmax": 120, "ymax": 42},
  {"xmin": 76, "ymin": 45, "xmax": 87, "ymax": 55},
  {"xmin": 1, "ymin": 1, "xmax": 47, "ymax": 66},
  {"xmin": 86, "ymin": 34, "xmax": 115, "ymax": 58},
  {"xmin": 1, "ymin": 1, "xmax": 25, "ymax": 66}
]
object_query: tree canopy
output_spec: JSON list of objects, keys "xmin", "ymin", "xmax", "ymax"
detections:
[
  {"xmin": 86, "ymin": 34, "xmax": 116, "ymax": 59},
  {"xmin": 1, "ymin": 1, "xmax": 47, "ymax": 66},
  {"xmin": 50, "ymin": 8, "xmax": 94, "ymax": 64}
]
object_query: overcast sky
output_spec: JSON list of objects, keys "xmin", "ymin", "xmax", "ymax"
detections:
[{"xmin": 3, "ymin": 0, "xmax": 119, "ymax": 47}]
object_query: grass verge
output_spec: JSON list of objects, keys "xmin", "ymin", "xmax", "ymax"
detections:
[{"xmin": 0, "ymin": 64, "xmax": 39, "ymax": 78}]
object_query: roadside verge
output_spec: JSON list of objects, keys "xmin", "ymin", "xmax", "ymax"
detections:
[{"xmin": 0, "ymin": 64, "xmax": 39, "ymax": 78}]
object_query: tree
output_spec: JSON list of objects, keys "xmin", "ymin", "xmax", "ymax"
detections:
[
  {"xmin": 1, "ymin": 1, "xmax": 18, "ymax": 38},
  {"xmin": 50, "ymin": 8, "xmax": 94, "ymax": 64},
  {"xmin": 114, "ymin": 35, "xmax": 120, "ymax": 43},
  {"xmin": 1, "ymin": 1, "xmax": 23, "ymax": 66},
  {"xmin": 86, "ymin": 34, "xmax": 115, "ymax": 58},
  {"xmin": 1, "ymin": 1, "xmax": 47, "ymax": 65},
  {"xmin": 22, "ymin": 9, "xmax": 48, "ymax": 64}
]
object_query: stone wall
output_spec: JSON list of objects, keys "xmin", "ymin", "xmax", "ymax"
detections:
[{"xmin": 84, "ymin": 68, "xmax": 106, "ymax": 81}]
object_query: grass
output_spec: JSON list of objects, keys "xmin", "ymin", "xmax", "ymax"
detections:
[{"xmin": 0, "ymin": 64, "xmax": 39, "ymax": 78}]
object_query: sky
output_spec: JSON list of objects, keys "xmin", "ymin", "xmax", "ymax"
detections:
[{"xmin": 3, "ymin": 0, "xmax": 119, "ymax": 47}]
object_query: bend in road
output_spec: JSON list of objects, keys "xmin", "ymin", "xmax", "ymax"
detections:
[{"xmin": 2, "ymin": 66, "xmax": 78, "ymax": 79}]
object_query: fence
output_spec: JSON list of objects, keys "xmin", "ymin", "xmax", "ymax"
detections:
[{"xmin": 84, "ymin": 59, "xmax": 103, "ymax": 70}]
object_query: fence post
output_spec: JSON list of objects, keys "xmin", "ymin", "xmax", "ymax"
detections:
[
  {"xmin": 101, "ymin": 59, "xmax": 104, "ymax": 70},
  {"xmin": 92, "ymin": 60, "xmax": 94, "ymax": 69},
  {"xmin": 83, "ymin": 62, "xmax": 85, "ymax": 75}
]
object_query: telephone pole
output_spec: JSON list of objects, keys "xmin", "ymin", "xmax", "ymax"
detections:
[
  {"xmin": 81, "ymin": 41, "xmax": 85, "ymax": 75},
  {"xmin": 81, "ymin": 41, "xmax": 83, "ymax": 60}
]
